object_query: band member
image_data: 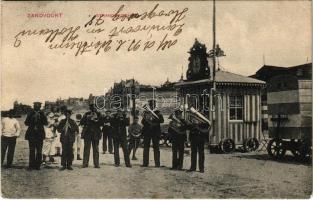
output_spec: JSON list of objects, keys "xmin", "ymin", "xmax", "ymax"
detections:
[
  {"xmin": 57, "ymin": 109, "xmax": 79, "ymax": 170},
  {"xmin": 75, "ymin": 114, "xmax": 83, "ymax": 160},
  {"xmin": 102, "ymin": 110, "xmax": 113, "ymax": 154},
  {"xmin": 168, "ymin": 109, "xmax": 187, "ymax": 170},
  {"xmin": 42, "ymin": 112, "xmax": 57, "ymax": 165},
  {"xmin": 187, "ymin": 113, "xmax": 210, "ymax": 173},
  {"xmin": 111, "ymin": 109, "xmax": 131, "ymax": 168},
  {"xmin": 141, "ymin": 99, "xmax": 164, "ymax": 167},
  {"xmin": 1, "ymin": 110, "xmax": 21, "ymax": 168},
  {"xmin": 80, "ymin": 103, "xmax": 102, "ymax": 168},
  {"xmin": 25, "ymin": 102, "xmax": 48, "ymax": 170},
  {"xmin": 128, "ymin": 116, "xmax": 142, "ymax": 160}
]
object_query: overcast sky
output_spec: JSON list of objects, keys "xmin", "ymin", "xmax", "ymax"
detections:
[{"xmin": 2, "ymin": 1, "xmax": 311, "ymax": 110}]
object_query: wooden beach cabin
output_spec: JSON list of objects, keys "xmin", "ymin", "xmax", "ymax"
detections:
[{"xmin": 175, "ymin": 40, "xmax": 266, "ymax": 153}]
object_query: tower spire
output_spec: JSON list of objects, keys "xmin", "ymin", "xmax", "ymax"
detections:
[{"xmin": 180, "ymin": 65, "xmax": 184, "ymax": 81}]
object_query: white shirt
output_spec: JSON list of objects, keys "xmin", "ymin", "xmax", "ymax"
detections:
[{"xmin": 1, "ymin": 117, "xmax": 21, "ymax": 137}]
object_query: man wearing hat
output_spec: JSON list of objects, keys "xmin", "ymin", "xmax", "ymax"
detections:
[
  {"xmin": 110, "ymin": 109, "xmax": 131, "ymax": 167},
  {"xmin": 141, "ymin": 99, "xmax": 164, "ymax": 167},
  {"xmin": 187, "ymin": 113, "xmax": 210, "ymax": 173},
  {"xmin": 168, "ymin": 109, "xmax": 188, "ymax": 170},
  {"xmin": 25, "ymin": 102, "xmax": 48, "ymax": 170},
  {"xmin": 80, "ymin": 103, "xmax": 103, "ymax": 168},
  {"xmin": 57, "ymin": 109, "xmax": 79, "ymax": 170}
]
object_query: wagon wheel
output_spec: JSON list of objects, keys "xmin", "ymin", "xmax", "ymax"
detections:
[
  {"xmin": 291, "ymin": 149, "xmax": 303, "ymax": 159},
  {"xmin": 292, "ymin": 141, "xmax": 311, "ymax": 160},
  {"xmin": 243, "ymin": 138, "xmax": 260, "ymax": 152},
  {"xmin": 219, "ymin": 139, "xmax": 235, "ymax": 153},
  {"xmin": 267, "ymin": 139, "xmax": 286, "ymax": 159}
]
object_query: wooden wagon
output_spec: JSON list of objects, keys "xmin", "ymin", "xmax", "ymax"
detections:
[{"xmin": 266, "ymin": 74, "xmax": 312, "ymax": 159}]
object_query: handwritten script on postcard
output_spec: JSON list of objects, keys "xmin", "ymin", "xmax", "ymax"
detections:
[{"xmin": 13, "ymin": 4, "xmax": 188, "ymax": 56}]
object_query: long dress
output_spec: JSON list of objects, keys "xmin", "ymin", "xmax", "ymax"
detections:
[{"xmin": 43, "ymin": 117, "xmax": 56, "ymax": 156}]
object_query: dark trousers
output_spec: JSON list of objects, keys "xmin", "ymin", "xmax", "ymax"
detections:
[
  {"xmin": 61, "ymin": 142, "xmax": 74, "ymax": 167},
  {"xmin": 1, "ymin": 136, "xmax": 17, "ymax": 167},
  {"xmin": 128, "ymin": 137, "xmax": 140, "ymax": 158},
  {"xmin": 190, "ymin": 136, "xmax": 205, "ymax": 171},
  {"xmin": 113, "ymin": 137, "xmax": 130, "ymax": 166},
  {"xmin": 143, "ymin": 134, "xmax": 160, "ymax": 167},
  {"xmin": 83, "ymin": 139, "xmax": 99, "ymax": 167},
  {"xmin": 103, "ymin": 133, "xmax": 113, "ymax": 153},
  {"xmin": 28, "ymin": 140, "xmax": 43, "ymax": 169},
  {"xmin": 172, "ymin": 134, "xmax": 185, "ymax": 169}
]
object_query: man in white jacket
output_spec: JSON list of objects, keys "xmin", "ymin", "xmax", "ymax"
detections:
[{"xmin": 1, "ymin": 110, "xmax": 21, "ymax": 168}]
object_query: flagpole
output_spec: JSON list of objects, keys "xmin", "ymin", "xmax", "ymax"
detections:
[
  {"xmin": 213, "ymin": 0, "xmax": 216, "ymax": 84},
  {"xmin": 211, "ymin": 0, "xmax": 216, "ymax": 138}
]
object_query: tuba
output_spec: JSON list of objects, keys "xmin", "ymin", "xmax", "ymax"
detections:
[
  {"xmin": 188, "ymin": 107, "xmax": 211, "ymax": 126},
  {"xmin": 169, "ymin": 114, "xmax": 185, "ymax": 134},
  {"xmin": 142, "ymin": 104, "xmax": 160, "ymax": 126},
  {"xmin": 143, "ymin": 104, "xmax": 159, "ymax": 119},
  {"xmin": 185, "ymin": 107, "xmax": 211, "ymax": 133}
]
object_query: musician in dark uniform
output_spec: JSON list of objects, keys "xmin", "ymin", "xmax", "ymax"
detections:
[
  {"xmin": 57, "ymin": 109, "xmax": 79, "ymax": 170},
  {"xmin": 24, "ymin": 102, "xmax": 48, "ymax": 170},
  {"xmin": 111, "ymin": 109, "xmax": 131, "ymax": 168},
  {"xmin": 102, "ymin": 110, "xmax": 113, "ymax": 154},
  {"xmin": 80, "ymin": 103, "xmax": 102, "ymax": 168},
  {"xmin": 141, "ymin": 99, "xmax": 164, "ymax": 167},
  {"xmin": 168, "ymin": 109, "xmax": 188, "ymax": 170},
  {"xmin": 187, "ymin": 114, "xmax": 210, "ymax": 173}
]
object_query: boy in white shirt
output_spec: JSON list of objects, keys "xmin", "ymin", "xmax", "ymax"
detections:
[{"xmin": 1, "ymin": 110, "xmax": 21, "ymax": 168}]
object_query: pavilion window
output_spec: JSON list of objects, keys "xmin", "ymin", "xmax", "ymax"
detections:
[{"xmin": 229, "ymin": 95, "xmax": 243, "ymax": 120}]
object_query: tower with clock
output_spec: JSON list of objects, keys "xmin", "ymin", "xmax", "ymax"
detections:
[{"xmin": 186, "ymin": 39, "xmax": 211, "ymax": 81}]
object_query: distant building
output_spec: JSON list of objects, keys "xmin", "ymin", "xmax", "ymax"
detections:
[
  {"xmin": 251, "ymin": 63, "xmax": 312, "ymax": 82},
  {"xmin": 104, "ymin": 78, "xmax": 180, "ymax": 115}
]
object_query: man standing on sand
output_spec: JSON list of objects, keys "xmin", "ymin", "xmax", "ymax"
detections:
[
  {"xmin": 57, "ymin": 109, "xmax": 79, "ymax": 170},
  {"xmin": 25, "ymin": 102, "xmax": 48, "ymax": 170},
  {"xmin": 168, "ymin": 109, "xmax": 188, "ymax": 170},
  {"xmin": 187, "ymin": 116, "xmax": 210, "ymax": 173},
  {"xmin": 1, "ymin": 110, "xmax": 21, "ymax": 168},
  {"xmin": 80, "ymin": 103, "xmax": 102, "ymax": 168},
  {"xmin": 110, "ymin": 109, "xmax": 131, "ymax": 168},
  {"xmin": 141, "ymin": 99, "xmax": 164, "ymax": 167}
]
